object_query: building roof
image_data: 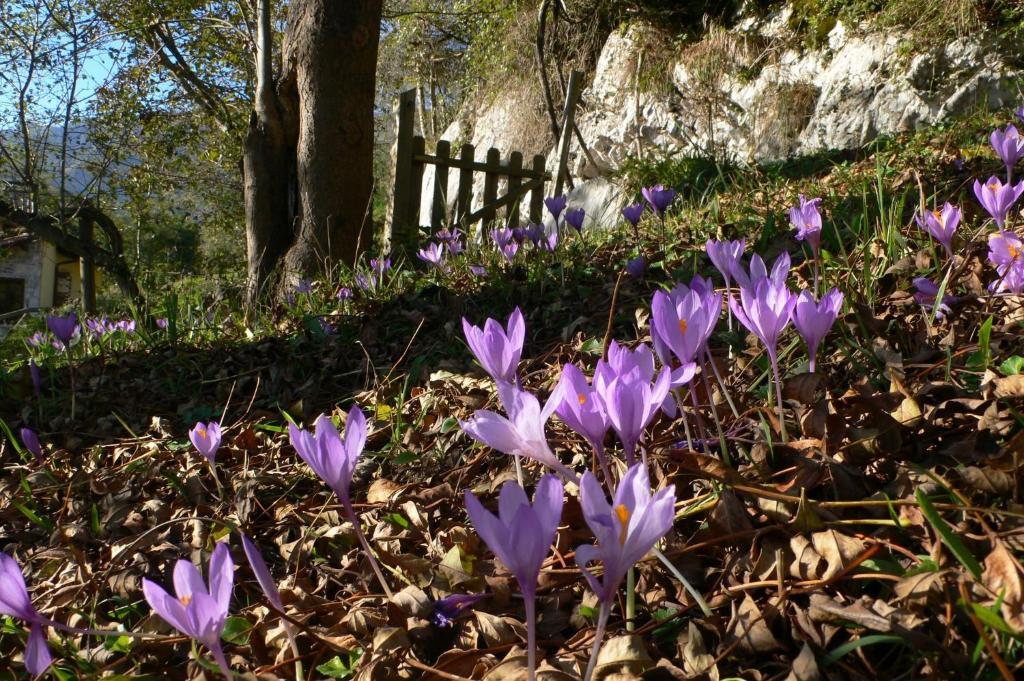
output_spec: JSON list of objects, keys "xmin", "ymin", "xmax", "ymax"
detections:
[{"xmin": 0, "ymin": 223, "xmax": 38, "ymax": 249}]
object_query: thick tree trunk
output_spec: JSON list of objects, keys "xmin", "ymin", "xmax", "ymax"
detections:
[{"xmin": 277, "ymin": 0, "xmax": 382, "ymax": 290}]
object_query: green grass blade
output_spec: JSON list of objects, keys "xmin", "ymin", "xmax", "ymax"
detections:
[
  {"xmin": 825, "ymin": 634, "xmax": 906, "ymax": 666},
  {"xmin": 915, "ymin": 488, "xmax": 982, "ymax": 580}
]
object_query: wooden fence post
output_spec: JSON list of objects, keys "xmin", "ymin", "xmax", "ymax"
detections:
[
  {"xmin": 431, "ymin": 140, "xmax": 451, "ymax": 230},
  {"xmin": 553, "ymin": 70, "xmax": 584, "ymax": 197},
  {"xmin": 409, "ymin": 135, "xmax": 426, "ymax": 237},
  {"xmin": 456, "ymin": 144, "xmax": 474, "ymax": 228},
  {"xmin": 481, "ymin": 147, "xmax": 500, "ymax": 232},
  {"xmin": 388, "ymin": 89, "xmax": 417, "ymax": 250},
  {"xmin": 507, "ymin": 151, "xmax": 523, "ymax": 226},
  {"xmin": 529, "ymin": 154, "xmax": 545, "ymax": 223}
]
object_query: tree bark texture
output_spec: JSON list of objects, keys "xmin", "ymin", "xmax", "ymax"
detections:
[{"xmin": 242, "ymin": 0, "xmax": 382, "ymax": 303}]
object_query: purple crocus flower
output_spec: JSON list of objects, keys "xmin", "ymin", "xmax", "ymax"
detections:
[
  {"xmin": 240, "ymin": 534, "xmax": 301, "ymax": 660},
  {"xmin": 462, "ymin": 307, "xmax": 524, "ymax": 385},
  {"xmin": 642, "ymin": 184, "xmax": 676, "ymax": 218},
  {"xmin": 45, "ymin": 312, "xmax": 78, "ymax": 348},
  {"xmin": 491, "ymin": 227, "xmax": 512, "ymax": 247},
  {"xmin": 29, "ymin": 360, "xmax": 41, "ymax": 397},
  {"xmin": 974, "ymin": 176, "xmax": 1024, "ymax": 227},
  {"xmin": 987, "ymin": 230, "xmax": 1024, "ymax": 293},
  {"xmin": 730, "ymin": 278, "xmax": 797, "ymax": 440},
  {"xmin": 622, "ymin": 203, "xmax": 645, "ymax": 228},
  {"xmin": 142, "ymin": 542, "xmax": 234, "ymax": 679},
  {"xmin": 564, "ymin": 208, "xmax": 586, "ymax": 234},
  {"xmin": 730, "ymin": 251, "xmax": 790, "ymax": 292},
  {"xmin": 465, "ymin": 475, "xmax": 563, "ymax": 681},
  {"xmin": 470, "ymin": 265, "xmax": 488, "ymax": 277},
  {"xmin": 593, "ymin": 357, "xmax": 671, "ymax": 465},
  {"xmin": 625, "ymin": 256, "xmax": 645, "ymax": 278},
  {"xmin": 554, "ymin": 364, "xmax": 610, "ymax": 462},
  {"xmin": 545, "ymin": 195, "xmax": 567, "ymax": 222},
  {"xmin": 355, "ymin": 272, "xmax": 374, "ymax": 292},
  {"xmin": 116, "ymin": 319, "xmax": 136, "ymax": 334},
  {"xmin": 790, "ymin": 195, "xmax": 823, "ymax": 255},
  {"xmin": 913, "ymin": 278, "xmax": 958, "ymax": 317},
  {"xmin": 575, "ymin": 463, "xmax": 675, "ymax": 603},
  {"xmin": 460, "ymin": 382, "xmax": 577, "ymax": 482},
  {"xmin": 435, "ymin": 228, "xmax": 462, "ymax": 243},
  {"xmin": 915, "ymin": 203, "xmax": 960, "ymax": 257},
  {"xmin": 20, "ymin": 427, "xmax": 42, "ymax": 462},
  {"xmin": 706, "ymin": 239, "xmax": 745, "ymax": 288},
  {"xmin": 369, "ymin": 258, "xmax": 391, "ymax": 276},
  {"xmin": 0, "ymin": 552, "xmax": 53, "ymax": 675},
  {"xmin": 417, "ymin": 241, "xmax": 446, "ymax": 268},
  {"xmin": 156, "ymin": 318, "xmax": 169, "ymax": 330},
  {"xmin": 729, "ymin": 279, "xmax": 796, "ymax": 363},
  {"xmin": 86, "ymin": 317, "xmax": 108, "ymax": 340},
  {"xmin": 500, "ymin": 241, "xmax": 519, "ymax": 262},
  {"xmin": 540, "ymin": 230, "xmax": 559, "ymax": 252},
  {"xmin": 294, "ymin": 279, "xmax": 314, "ymax": 294},
  {"xmin": 431, "ymin": 593, "xmax": 486, "ymax": 628},
  {"xmin": 189, "ymin": 421, "xmax": 222, "ymax": 465},
  {"xmin": 511, "ymin": 226, "xmax": 527, "ymax": 244},
  {"xmin": 465, "ymin": 475, "xmax": 562, "ymax": 597},
  {"xmin": 289, "ymin": 407, "xmax": 365, "ymax": 505},
  {"xmin": 448, "ymin": 239, "xmax": 465, "ymax": 256},
  {"xmin": 290, "ymin": 406, "xmax": 392, "ymax": 596},
  {"xmin": 336, "ymin": 287, "xmax": 353, "ymax": 301},
  {"xmin": 26, "ymin": 332, "xmax": 46, "ymax": 349},
  {"xmin": 792, "ymin": 289, "xmax": 843, "ymax": 372},
  {"xmin": 651, "ymin": 283, "xmax": 721, "ymax": 365},
  {"xmin": 524, "ymin": 223, "xmax": 544, "ymax": 246},
  {"xmin": 991, "ymin": 125, "xmax": 1024, "ymax": 179}
]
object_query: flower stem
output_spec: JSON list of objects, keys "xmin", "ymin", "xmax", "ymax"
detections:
[
  {"xmin": 583, "ymin": 600, "xmax": 611, "ymax": 681},
  {"xmin": 699, "ymin": 363, "xmax": 730, "ymax": 467},
  {"xmin": 514, "ymin": 453, "xmax": 525, "ymax": 488},
  {"xmin": 707, "ymin": 350, "xmax": 740, "ymax": 419},
  {"xmin": 343, "ymin": 500, "xmax": 393, "ymax": 598},
  {"xmin": 524, "ymin": 591, "xmax": 538, "ymax": 681},
  {"xmin": 211, "ymin": 643, "xmax": 233, "ymax": 680},
  {"xmin": 652, "ymin": 548, "xmax": 712, "ymax": 616},
  {"xmin": 769, "ymin": 353, "xmax": 789, "ymax": 444},
  {"xmin": 625, "ymin": 567, "xmax": 635, "ymax": 632}
]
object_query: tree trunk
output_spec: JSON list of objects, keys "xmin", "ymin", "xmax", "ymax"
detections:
[{"xmin": 276, "ymin": 0, "xmax": 382, "ymax": 290}]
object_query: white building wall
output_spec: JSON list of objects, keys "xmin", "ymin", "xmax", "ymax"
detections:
[{"xmin": 0, "ymin": 240, "xmax": 45, "ymax": 308}]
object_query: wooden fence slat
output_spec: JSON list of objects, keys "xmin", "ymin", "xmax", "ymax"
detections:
[
  {"xmin": 481, "ymin": 147, "xmax": 500, "ymax": 232},
  {"xmin": 507, "ymin": 151, "xmax": 522, "ymax": 226},
  {"xmin": 410, "ymin": 135, "xmax": 426, "ymax": 234},
  {"xmin": 431, "ymin": 140, "xmax": 451, "ymax": 230},
  {"xmin": 529, "ymin": 154, "xmax": 545, "ymax": 223},
  {"xmin": 456, "ymin": 144, "xmax": 474, "ymax": 227},
  {"xmin": 553, "ymin": 70, "xmax": 584, "ymax": 197},
  {"xmin": 465, "ymin": 175, "xmax": 545, "ymax": 225},
  {"xmin": 389, "ymin": 89, "xmax": 417, "ymax": 248},
  {"xmin": 412, "ymin": 152, "xmax": 549, "ymax": 179}
]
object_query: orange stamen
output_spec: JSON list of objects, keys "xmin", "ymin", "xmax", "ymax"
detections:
[
  {"xmin": 180, "ymin": 595, "xmax": 192, "ymax": 606},
  {"xmin": 678, "ymin": 319, "xmax": 688, "ymax": 335},
  {"xmin": 577, "ymin": 393, "xmax": 587, "ymax": 406},
  {"xmin": 614, "ymin": 504, "xmax": 630, "ymax": 545}
]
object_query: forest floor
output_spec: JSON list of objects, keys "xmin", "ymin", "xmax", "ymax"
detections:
[{"xmin": 2, "ymin": 107, "xmax": 1024, "ymax": 680}]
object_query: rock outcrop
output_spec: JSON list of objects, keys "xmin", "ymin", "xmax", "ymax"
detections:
[{"xmin": 417, "ymin": 4, "xmax": 1021, "ymax": 229}]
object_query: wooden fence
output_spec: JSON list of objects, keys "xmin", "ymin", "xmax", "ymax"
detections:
[{"xmin": 388, "ymin": 71, "xmax": 583, "ymax": 247}]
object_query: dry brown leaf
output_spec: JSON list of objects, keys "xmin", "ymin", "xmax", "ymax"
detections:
[
  {"xmin": 786, "ymin": 643, "xmax": 820, "ymax": 681},
  {"xmin": 729, "ymin": 594, "xmax": 781, "ymax": 653},
  {"xmin": 593, "ymin": 634, "xmax": 654, "ymax": 680},
  {"xmin": 983, "ymin": 540, "xmax": 1024, "ymax": 630},
  {"xmin": 367, "ymin": 478, "xmax": 404, "ymax": 504},
  {"xmin": 474, "ymin": 610, "xmax": 519, "ymax": 647},
  {"xmin": 993, "ymin": 374, "xmax": 1024, "ymax": 398},
  {"xmin": 811, "ymin": 530, "xmax": 866, "ymax": 581}
]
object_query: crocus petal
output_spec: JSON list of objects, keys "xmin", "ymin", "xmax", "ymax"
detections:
[
  {"xmin": 0, "ymin": 553, "xmax": 34, "ymax": 620},
  {"xmin": 173, "ymin": 559, "xmax": 208, "ymax": 602},
  {"xmin": 25, "ymin": 622, "xmax": 53, "ymax": 676},
  {"xmin": 142, "ymin": 578, "xmax": 193, "ymax": 637},
  {"xmin": 207, "ymin": 542, "xmax": 234, "ymax": 614},
  {"xmin": 460, "ymin": 412, "xmax": 522, "ymax": 454},
  {"xmin": 241, "ymin": 535, "xmax": 283, "ymax": 611}
]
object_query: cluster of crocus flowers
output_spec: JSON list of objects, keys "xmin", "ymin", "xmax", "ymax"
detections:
[
  {"xmin": 142, "ymin": 542, "xmax": 234, "ymax": 678},
  {"xmin": 289, "ymin": 405, "xmax": 393, "ymax": 597},
  {"xmin": 85, "ymin": 316, "xmax": 137, "ymax": 341}
]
